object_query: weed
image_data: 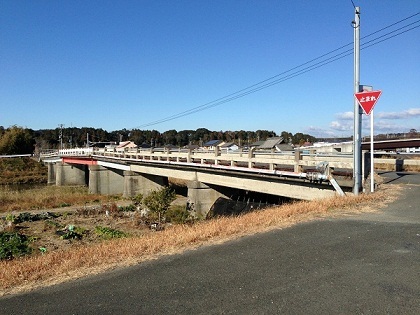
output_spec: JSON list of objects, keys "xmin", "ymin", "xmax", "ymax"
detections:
[
  {"xmin": 5, "ymin": 213, "xmax": 15, "ymax": 224},
  {"xmin": 119, "ymin": 204, "xmax": 136, "ymax": 212},
  {"xmin": 95, "ymin": 226, "xmax": 127, "ymax": 239},
  {"xmin": 132, "ymin": 194, "xmax": 144, "ymax": 206},
  {"xmin": 166, "ymin": 205, "xmax": 194, "ymax": 224},
  {"xmin": 0, "ymin": 232, "xmax": 32, "ymax": 260},
  {"xmin": 44, "ymin": 220, "xmax": 63, "ymax": 229},
  {"xmin": 38, "ymin": 247, "xmax": 47, "ymax": 254},
  {"xmin": 57, "ymin": 225, "xmax": 85, "ymax": 240}
]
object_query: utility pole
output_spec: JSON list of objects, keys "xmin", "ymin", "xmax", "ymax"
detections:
[
  {"xmin": 58, "ymin": 124, "xmax": 64, "ymax": 151},
  {"xmin": 352, "ymin": 6, "xmax": 362, "ymax": 195}
]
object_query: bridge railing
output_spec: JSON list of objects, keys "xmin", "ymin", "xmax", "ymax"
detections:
[
  {"xmin": 39, "ymin": 147, "xmax": 354, "ymax": 175},
  {"xmin": 59, "ymin": 148, "xmax": 94, "ymax": 156},
  {"xmin": 39, "ymin": 149, "xmax": 59, "ymax": 157},
  {"xmin": 88, "ymin": 147, "xmax": 353, "ymax": 174}
]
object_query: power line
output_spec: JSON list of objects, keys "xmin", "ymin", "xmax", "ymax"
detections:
[
  {"xmin": 362, "ymin": 11, "xmax": 419, "ymax": 40},
  {"xmin": 134, "ymin": 13, "xmax": 420, "ymax": 129}
]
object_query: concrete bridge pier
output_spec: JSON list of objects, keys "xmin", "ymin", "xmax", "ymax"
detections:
[
  {"xmin": 89, "ymin": 165, "xmax": 125, "ymax": 195},
  {"xmin": 47, "ymin": 163, "xmax": 56, "ymax": 185},
  {"xmin": 123, "ymin": 171, "xmax": 168, "ymax": 198},
  {"xmin": 187, "ymin": 181, "xmax": 229, "ymax": 218},
  {"xmin": 56, "ymin": 163, "xmax": 87, "ymax": 186}
]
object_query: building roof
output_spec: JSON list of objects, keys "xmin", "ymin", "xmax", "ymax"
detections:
[
  {"xmin": 184, "ymin": 144, "xmax": 200, "ymax": 150},
  {"xmin": 276, "ymin": 143, "xmax": 294, "ymax": 151},
  {"xmin": 203, "ymin": 140, "xmax": 222, "ymax": 147},
  {"xmin": 257, "ymin": 137, "xmax": 284, "ymax": 149},
  {"xmin": 219, "ymin": 142, "xmax": 237, "ymax": 148},
  {"xmin": 117, "ymin": 141, "xmax": 138, "ymax": 149},
  {"xmin": 249, "ymin": 140, "xmax": 265, "ymax": 147},
  {"xmin": 163, "ymin": 144, "xmax": 178, "ymax": 149},
  {"xmin": 139, "ymin": 142, "xmax": 151, "ymax": 148}
]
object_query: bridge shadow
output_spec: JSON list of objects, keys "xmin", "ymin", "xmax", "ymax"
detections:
[
  {"xmin": 207, "ymin": 192, "xmax": 292, "ymax": 218},
  {"xmin": 378, "ymin": 171, "xmax": 416, "ymax": 184}
]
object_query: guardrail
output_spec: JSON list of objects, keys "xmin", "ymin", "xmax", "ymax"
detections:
[{"xmin": 0, "ymin": 154, "xmax": 32, "ymax": 159}]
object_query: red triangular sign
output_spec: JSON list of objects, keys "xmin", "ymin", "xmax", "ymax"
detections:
[{"xmin": 354, "ymin": 90, "xmax": 382, "ymax": 115}]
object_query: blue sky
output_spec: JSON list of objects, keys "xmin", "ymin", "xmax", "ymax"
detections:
[{"xmin": 1, "ymin": 0, "xmax": 419, "ymax": 138}]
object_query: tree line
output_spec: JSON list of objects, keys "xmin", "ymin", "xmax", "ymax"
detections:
[{"xmin": 0, "ymin": 125, "xmax": 318, "ymax": 155}]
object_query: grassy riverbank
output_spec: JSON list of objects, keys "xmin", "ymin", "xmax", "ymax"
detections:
[
  {"xmin": 0, "ymin": 185, "xmax": 118, "ymax": 213},
  {"xmin": 0, "ymin": 158, "xmax": 47, "ymax": 185},
  {"xmin": 0, "ymin": 183, "xmax": 401, "ymax": 296}
]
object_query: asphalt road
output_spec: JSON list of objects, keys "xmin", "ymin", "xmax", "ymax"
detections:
[{"xmin": 1, "ymin": 172, "xmax": 419, "ymax": 314}]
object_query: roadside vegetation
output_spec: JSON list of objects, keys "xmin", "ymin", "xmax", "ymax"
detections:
[
  {"xmin": 0, "ymin": 185, "xmax": 117, "ymax": 213},
  {"xmin": 0, "ymin": 183, "xmax": 401, "ymax": 296},
  {"xmin": 0, "ymin": 157, "xmax": 47, "ymax": 185}
]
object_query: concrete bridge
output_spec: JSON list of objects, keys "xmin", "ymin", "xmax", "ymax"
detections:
[{"xmin": 41, "ymin": 147, "xmax": 354, "ymax": 216}]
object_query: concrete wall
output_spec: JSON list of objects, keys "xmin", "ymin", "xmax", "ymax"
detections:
[
  {"xmin": 47, "ymin": 163, "xmax": 56, "ymax": 185},
  {"xmin": 123, "ymin": 171, "xmax": 168, "ymax": 198},
  {"xmin": 89, "ymin": 165, "xmax": 125, "ymax": 195},
  {"xmin": 56, "ymin": 163, "xmax": 87, "ymax": 186},
  {"xmin": 187, "ymin": 181, "xmax": 231, "ymax": 218}
]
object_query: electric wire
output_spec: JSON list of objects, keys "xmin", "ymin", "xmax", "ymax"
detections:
[
  {"xmin": 134, "ymin": 13, "xmax": 420, "ymax": 129},
  {"xmin": 136, "ymin": 19, "xmax": 419, "ymax": 128}
]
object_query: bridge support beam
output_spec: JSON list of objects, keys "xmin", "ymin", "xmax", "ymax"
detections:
[
  {"xmin": 123, "ymin": 171, "xmax": 168, "ymax": 198},
  {"xmin": 56, "ymin": 163, "xmax": 87, "ymax": 186},
  {"xmin": 89, "ymin": 165, "xmax": 124, "ymax": 195},
  {"xmin": 187, "ymin": 181, "xmax": 229, "ymax": 218}
]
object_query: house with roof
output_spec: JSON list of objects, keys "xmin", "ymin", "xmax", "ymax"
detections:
[
  {"xmin": 116, "ymin": 141, "xmax": 138, "ymax": 151},
  {"xmin": 219, "ymin": 142, "xmax": 239, "ymax": 153},
  {"xmin": 255, "ymin": 137, "xmax": 294, "ymax": 152},
  {"xmin": 184, "ymin": 144, "xmax": 200, "ymax": 150},
  {"xmin": 202, "ymin": 140, "xmax": 223, "ymax": 150},
  {"xmin": 249, "ymin": 140, "xmax": 265, "ymax": 148}
]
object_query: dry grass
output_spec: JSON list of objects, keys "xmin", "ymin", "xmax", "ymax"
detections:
[
  {"xmin": 403, "ymin": 164, "xmax": 420, "ymax": 172},
  {"xmin": 0, "ymin": 184, "xmax": 401, "ymax": 296},
  {"xmin": 0, "ymin": 186, "xmax": 115, "ymax": 213},
  {"xmin": 374, "ymin": 163, "xmax": 396, "ymax": 171}
]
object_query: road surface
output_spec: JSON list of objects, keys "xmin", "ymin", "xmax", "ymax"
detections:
[{"xmin": 1, "ymin": 172, "xmax": 419, "ymax": 314}]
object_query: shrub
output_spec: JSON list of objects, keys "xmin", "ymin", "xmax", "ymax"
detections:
[
  {"xmin": 132, "ymin": 194, "xmax": 144, "ymax": 206},
  {"xmin": 0, "ymin": 232, "xmax": 32, "ymax": 260},
  {"xmin": 166, "ymin": 205, "xmax": 194, "ymax": 224},
  {"xmin": 142, "ymin": 187, "xmax": 176, "ymax": 223}
]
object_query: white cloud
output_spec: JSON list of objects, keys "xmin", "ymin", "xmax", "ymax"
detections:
[
  {"xmin": 335, "ymin": 112, "xmax": 353, "ymax": 120},
  {"xmin": 304, "ymin": 126, "xmax": 339, "ymax": 138},
  {"xmin": 306, "ymin": 107, "xmax": 420, "ymax": 138},
  {"xmin": 376, "ymin": 108, "xmax": 420, "ymax": 119},
  {"xmin": 330, "ymin": 121, "xmax": 352, "ymax": 131}
]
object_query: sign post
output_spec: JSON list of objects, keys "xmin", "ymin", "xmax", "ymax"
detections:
[{"xmin": 354, "ymin": 90, "xmax": 382, "ymax": 192}]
